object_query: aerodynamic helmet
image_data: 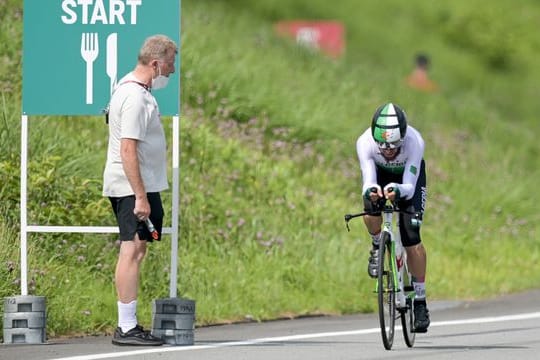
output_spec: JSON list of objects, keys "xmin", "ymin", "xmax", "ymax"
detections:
[{"xmin": 371, "ymin": 102, "xmax": 407, "ymax": 149}]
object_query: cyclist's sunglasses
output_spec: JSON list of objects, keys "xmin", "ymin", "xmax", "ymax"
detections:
[{"xmin": 376, "ymin": 140, "xmax": 402, "ymax": 149}]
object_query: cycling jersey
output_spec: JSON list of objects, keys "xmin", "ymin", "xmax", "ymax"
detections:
[{"xmin": 356, "ymin": 125, "xmax": 424, "ymax": 200}]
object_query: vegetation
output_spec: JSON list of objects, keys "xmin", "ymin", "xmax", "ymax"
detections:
[{"xmin": 1, "ymin": 0, "xmax": 539, "ymax": 338}]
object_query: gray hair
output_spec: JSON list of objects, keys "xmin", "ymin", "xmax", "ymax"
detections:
[{"xmin": 138, "ymin": 34, "xmax": 178, "ymax": 65}]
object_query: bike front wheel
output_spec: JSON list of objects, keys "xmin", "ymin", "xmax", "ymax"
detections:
[{"xmin": 377, "ymin": 231, "xmax": 395, "ymax": 350}]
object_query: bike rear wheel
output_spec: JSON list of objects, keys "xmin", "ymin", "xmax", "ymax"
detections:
[
  {"xmin": 401, "ymin": 295, "xmax": 416, "ymax": 347},
  {"xmin": 377, "ymin": 232, "xmax": 395, "ymax": 350}
]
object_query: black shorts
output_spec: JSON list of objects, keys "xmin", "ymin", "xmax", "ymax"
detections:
[
  {"xmin": 363, "ymin": 160, "xmax": 427, "ymax": 247},
  {"xmin": 109, "ymin": 192, "xmax": 164, "ymax": 242}
]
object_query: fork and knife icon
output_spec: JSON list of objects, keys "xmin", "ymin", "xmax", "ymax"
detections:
[{"xmin": 80, "ymin": 32, "xmax": 118, "ymax": 104}]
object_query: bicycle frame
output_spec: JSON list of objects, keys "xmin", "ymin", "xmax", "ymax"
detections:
[
  {"xmin": 379, "ymin": 200, "xmax": 412, "ymax": 310},
  {"xmin": 344, "ymin": 201, "xmax": 414, "ymax": 308},
  {"xmin": 345, "ymin": 199, "xmax": 417, "ymax": 349}
]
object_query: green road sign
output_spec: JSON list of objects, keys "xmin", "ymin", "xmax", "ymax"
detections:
[{"xmin": 23, "ymin": 0, "xmax": 180, "ymax": 116}]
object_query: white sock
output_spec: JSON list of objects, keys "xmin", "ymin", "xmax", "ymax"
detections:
[
  {"xmin": 370, "ymin": 232, "xmax": 381, "ymax": 246},
  {"xmin": 118, "ymin": 300, "xmax": 137, "ymax": 333},
  {"xmin": 413, "ymin": 281, "xmax": 426, "ymax": 300}
]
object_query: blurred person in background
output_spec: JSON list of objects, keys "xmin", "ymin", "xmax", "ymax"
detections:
[{"xmin": 405, "ymin": 53, "xmax": 439, "ymax": 93}]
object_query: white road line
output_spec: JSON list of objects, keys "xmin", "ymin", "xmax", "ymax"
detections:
[{"xmin": 51, "ymin": 312, "xmax": 540, "ymax": 360}]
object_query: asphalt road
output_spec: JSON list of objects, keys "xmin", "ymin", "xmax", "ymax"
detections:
[{"xmin": 2, "ymin": 289, "xmax": 540, "ymax": 360}]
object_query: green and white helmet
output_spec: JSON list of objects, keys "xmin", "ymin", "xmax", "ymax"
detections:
[{"xmin": 371, "ymin": 103, "xmax": 407, "ymax": 148}]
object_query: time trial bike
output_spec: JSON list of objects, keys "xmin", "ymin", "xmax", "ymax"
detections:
[{"xmin": 345, "ymin": 196, "xmax": 418, "ymax": 350}]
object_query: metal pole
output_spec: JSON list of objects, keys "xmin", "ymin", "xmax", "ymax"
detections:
[
  {"xmin": 169, "ymin": 115, "xmax": 180, "ymax": 298},
  {"xmin": 20, "ymin": 114, "xmax": 28, "ymax": 296}
]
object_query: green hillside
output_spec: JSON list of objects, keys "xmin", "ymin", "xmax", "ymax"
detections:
[{"xmin": 1, "ymin": 0, "xmax": 540, "ymax": 337}]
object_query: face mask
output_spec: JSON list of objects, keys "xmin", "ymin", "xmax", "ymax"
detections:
[{"xmin": 151, "ymin": 64, "xmax": 169, "ymax": 90}]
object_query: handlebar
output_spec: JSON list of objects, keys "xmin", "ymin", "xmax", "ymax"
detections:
[
  {"xmin": 344, "ymin": 197, "xmax": 417, "ymax": 232},
  {"xmin": 368, "ymin": 186, "xmax": 395, "ymax": 194}
]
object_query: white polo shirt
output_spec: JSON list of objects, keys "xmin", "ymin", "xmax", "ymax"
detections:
[{"xmin": 102, "ymin": 73, "xmax": 168, "ymax": 197}]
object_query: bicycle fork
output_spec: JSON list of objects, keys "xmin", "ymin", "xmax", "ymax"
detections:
[{"xmin": 374, "ymin": 225, "xmax": 409, "ymax": 310}]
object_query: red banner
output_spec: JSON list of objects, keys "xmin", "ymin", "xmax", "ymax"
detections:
[{"xmin": 274, "ymin": 20, "xmax": 345, "ymax": 59}]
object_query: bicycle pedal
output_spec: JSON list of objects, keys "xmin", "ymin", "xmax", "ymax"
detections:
[{"xmin": 412, "ymin": 328, "xmax": 428, "ymax": 334}]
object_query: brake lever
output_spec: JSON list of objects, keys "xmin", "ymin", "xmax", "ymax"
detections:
[{"xmin": 344, "ymin": 214, "xmax": 351, "ymax": 232}]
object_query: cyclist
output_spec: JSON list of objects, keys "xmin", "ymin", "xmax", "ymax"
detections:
[{"xmin": 355, "ymin": 102, "xmax": 430, "ymax": 332}]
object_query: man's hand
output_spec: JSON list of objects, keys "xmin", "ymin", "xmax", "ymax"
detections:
[
  {"xmin": 364, "ymin": 184, "xmax": 383, "ymax": 203},
  {"xmin": 383, "ymin": 183, "xmax": 400, "ymax": 202},
  {"xmin": 134, "ymin": 196, "xmax": 151, "ymax": 221}
]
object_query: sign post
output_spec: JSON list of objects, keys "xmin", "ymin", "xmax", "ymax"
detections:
[
  {"xmin": 23, "ymin": 0, "xmax": 180, "ymax": 115},
  {"xmin": 4, "ymin": 0, "xmax": 184, "ymax": 345}
]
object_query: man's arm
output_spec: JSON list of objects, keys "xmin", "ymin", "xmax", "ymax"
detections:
[
  {"xmin": 121, "ymin": 138, "xmax": 150, "ymax": 219},
  {"xmin": 399, "ymin": 133, "xmax": 425, "ymax": 200},
  {"xmin": 356, "ymin": 134, "xmax": 380, "ymax": 198}
]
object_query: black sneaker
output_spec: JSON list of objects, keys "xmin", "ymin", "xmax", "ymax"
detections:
[
  {"xmin": 413, "ymin": 299, "xmax": 430, "ymax": 333},
  {"xmin": 367, "ymin": 246, "xmax": 379, "ymax": 278},
  {"xmin": 112, "ymin": 324, "xmax": 164, "ymax": 346}
]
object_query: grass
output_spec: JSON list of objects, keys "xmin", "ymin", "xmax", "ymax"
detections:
[{"xmin": 1, "ymin": 0, "xmax": 540, "ymax": 338}]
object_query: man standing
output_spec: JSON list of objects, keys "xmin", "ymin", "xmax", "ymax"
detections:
[{"xmin": 103, "ymin": 34, "xmax": 177, "ymax": 346}]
